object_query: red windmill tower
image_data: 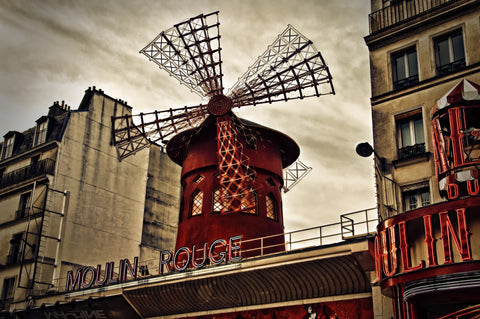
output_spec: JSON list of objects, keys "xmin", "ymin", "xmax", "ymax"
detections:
[{"xmin": 112, "ymin": 12, "xmax": 334, "ymax": 261}]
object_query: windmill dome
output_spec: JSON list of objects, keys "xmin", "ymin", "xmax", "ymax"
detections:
[{"xmin": 166, "ymin": 114, "xmax": 300, "ymax": 170}]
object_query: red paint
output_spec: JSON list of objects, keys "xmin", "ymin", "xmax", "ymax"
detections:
[
  {"xmin": 422, "ymin": 214, "xmax": 438, "ymax": 267},
  {"xmin": 167, "ymin": 115, "xmax": 299, "ymax": 257},
  {"xmin": 398, "ymin": 221, "xmax": 424, "ymax": 273},
  {"xmin": 374, "ymin": 203, "xmax": 477, "ymax": 283},
  {"xmin": 439, "ymin": 208, "xmax": 472, "ymax": 263},
  {"xmin": 198, "ymin": 297, "xmax": 373, "ymax": 319}
]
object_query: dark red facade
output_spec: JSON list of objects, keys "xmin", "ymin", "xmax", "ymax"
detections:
[{"xmin": 167, "ymin": 115, "xmax": 299, "ymax": 257}]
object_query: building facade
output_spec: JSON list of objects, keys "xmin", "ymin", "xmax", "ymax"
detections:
[
  {"xmin": 0, "ymin": 85, "xmax": 380, "ymax": 318},
  {"xmin": 365, "ymin": 0, "xmax": 480, "ymax": 317},
  {"xmin": 0, "ymin": 87, "xmax": 181, "ymax": 315}
]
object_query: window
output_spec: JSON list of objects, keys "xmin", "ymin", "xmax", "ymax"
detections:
[
  {"xmin": 402, "ymin": 183, "xmax": 430, "ymax": 211},
  {"xmin": 2, "ymin": 136, "xmax": 14, "ymax": 159},
  {"xmin": 392, "ymin": 47, "xmax": 418, "ymax": 90},
  {"xmin": 16, "ymin": 192, "xmax": 31, "ymax": 220},
  {"xmin": 190, "ymin": 189, "xmax": 203, "ymax": 216},
  {"xmin": 266, "ymin": 193, "xmax": 277, "ymax": 221},
  {"xmin": 434, "ymin": 30, "xmax": 465, "ymax": 76},
  {"xmin": 212, "ymin": 187, "xmax": 226, "ymax": 213},
  {"xmin": 192, "ymin": 175, "xmax": 204, "ymax": 184},
  {"xmin": 7, "ymin": 233, "xmax": 23, "ymax": 265},
  {"xmin": 34, "ymin": 120, "xmax": 48, "ymax": 146},
  {"xmin": 241, "ymin": 191, "xmax": 257, "ymax": 215},
  {"xmin": 1, "ymin": 277, "xmax": 15, "ymax": 310},
  {"xmin": 396, "ymin": 110, "xmax": 426, "ymax": 160}
]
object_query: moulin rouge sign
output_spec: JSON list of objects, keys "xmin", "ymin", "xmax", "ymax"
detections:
[
  {"xmin": 65, "ymin": 235, "xmax": 242, "ymax": 292},
  {"xmin": 373, "ymin": 205, "xmax": 476, "ymax": 283}
]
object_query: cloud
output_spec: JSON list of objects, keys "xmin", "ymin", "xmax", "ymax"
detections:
[{"xmin": 0, "ymin": 0, "xmax": 376, "ymax": 230}]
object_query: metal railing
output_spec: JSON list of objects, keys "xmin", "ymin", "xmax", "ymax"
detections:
[
  {"xmin": 369, "ymin": 0, "xmax": 457, "ymax": 34},
  {"xmin": 240, "ymin": 207, "xmax": 378, "ymax": 254},
  {"xmin": 0, "ymin": 158, "xmax": 55, "ymax": 189},
  {"xmin": 398, "ymin": 143, "xmax": 426, "ymax": 160},
  {"xmin": 44, "ymin": 207, "xmax": 379, "ymax": 296}
]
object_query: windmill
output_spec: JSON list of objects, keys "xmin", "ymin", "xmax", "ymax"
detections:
[{"xmin": 112, "ymin": 11, "xmax": 334, "ymax": 215}]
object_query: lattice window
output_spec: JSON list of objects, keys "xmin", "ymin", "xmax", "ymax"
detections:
[
  {"xmin": 212, "ymin": 187, "xmax": 226, "ymax": 213},
  {"xmin": 266, "ymin": 177, "xmax": 276, "ymax": 188},
  {"xmin": 193, "ymin": 175, "xmax": 204, "ymax": 184},
  {"xmin": 241, "ymin": 191, "xmax": 257, "ymax": 215},
  {"xmin": 266, "ymin": 193, "xmax": 277, "ymax": 220},
  {"xmin": 190, "ymin": 189, "xmax": 203, "ymax": 216}
]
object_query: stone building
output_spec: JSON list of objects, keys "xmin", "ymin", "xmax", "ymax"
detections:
[
  {"xmin": 0, "ymin": 87, "xmax": 181, "ymax": 314},
  {"xmin": 365, "ymin": 0, "xmax": 480, "ymax": 317},
  {"xmin": 365, "ymin": 0, "xmax": 480, "ymax": 220}
]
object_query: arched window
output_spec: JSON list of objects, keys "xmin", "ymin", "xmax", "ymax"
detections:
[
  {"xmin": 266, "ymin": 193, "xmax": 277, "ymax": 221},
  {"xmin": 190, "ymin": 189, "xmax": 203, "ymax": 216},
  {"xmin": 241, "ymin": 191, "xmax": 257, "ymax": 215},
  {"xmin": 212, "ymin": 187, "xmax": 226, "ymax": 213}
]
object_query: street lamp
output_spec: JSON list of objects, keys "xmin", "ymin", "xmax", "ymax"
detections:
[{"xmin": 355, "ymin": 142, "xmax": 386, "ymax": 172}]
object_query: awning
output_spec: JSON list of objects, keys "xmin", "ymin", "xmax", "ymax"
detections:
[{"xmin": 432, "ymin": 79, "xmax": 480, "ymax": 115}]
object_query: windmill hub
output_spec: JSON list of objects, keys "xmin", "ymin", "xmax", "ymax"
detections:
[{"xmin": 207, "ymin": 94, "xmax": 232, "ymax": 116}]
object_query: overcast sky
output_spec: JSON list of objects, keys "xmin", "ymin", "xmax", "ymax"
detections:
[{"xmin": 0, "ymin": 0, "xmax": 376, "ymax": 232}]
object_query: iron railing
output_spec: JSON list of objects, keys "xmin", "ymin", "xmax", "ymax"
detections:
[
  {"xmin": 45, "ymin": 207, "xmax": 379, "ymax": 296},
  {"xmin": 0, "ymin": 158, "xmax": 55, "ymax": 189},
  {"xmin": 369, "ymin": 0, "xmax": 457, "ymax": 34},
  {"xmin": 398, "ymin": 143, "xmax": 426, "ymax": 160}
]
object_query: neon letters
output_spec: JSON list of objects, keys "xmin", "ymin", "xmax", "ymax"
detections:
[
  {"xmin": 374, "ymin": 208, "xmax": 472, "ymax": 282},
  {"xmin": 65, "ymin": 235, "xmax": 242, "ymax": 292}
]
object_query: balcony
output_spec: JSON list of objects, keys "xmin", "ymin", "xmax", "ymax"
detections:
[
  {"xmin": 393, "ymin": 74, "xmax": 419, "ymax": 91},
  {"xmin": 398, "ymin": 143, "xmax": 426, "ymax": 160},
  {"xmin": 0, "ymin": 158, "xmax": 55, "ymax": 189},
  {"xmin": 369, "ymin": 0, "xmax": 458, "ymax": 34},
  {"xmin": 437, "ymin": 58, "xmax": 466, "ymax": 76}
]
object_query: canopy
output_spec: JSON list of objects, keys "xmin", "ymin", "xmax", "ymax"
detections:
[{"xmin": 432, "ymin": 79, "xmax": 480, "ymax": 116}]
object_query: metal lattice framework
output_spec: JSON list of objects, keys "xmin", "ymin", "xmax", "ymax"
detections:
[
  {"xmin": 112, "ymin": 11, "xmax": 333, "ymax": 211},
  {"xmin": 283, "ymin": 160, "xmax": 313, "ymax": 193}
]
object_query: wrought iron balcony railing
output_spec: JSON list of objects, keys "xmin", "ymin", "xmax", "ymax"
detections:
[
  {"xmin": 398, "ymin": 143, "xmax": 426, "ymax": 160},
  {"xmin": 369, "ymin": 0, "xmax": 457, "ymax": 34},
  {"xmin": 0, "ymin": 158, "xmax": 55, "ymax": 189},
  {"xmin": 393, "ymin": 74, "xmax": 419, "ymax": 91}
]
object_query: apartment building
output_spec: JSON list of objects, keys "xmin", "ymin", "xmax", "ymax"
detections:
[
  {"xmin": 0, "ymin": 87, "xmax": 180, "ymax": 315},
  {"xmin": 365, "ymin": 0, "xmax": 480, "ymax": 317}
]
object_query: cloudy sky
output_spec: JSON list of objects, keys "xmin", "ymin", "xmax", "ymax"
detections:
[{"xmin": 0, "ymin": 0, "xmax": 376, "ymax": 232}]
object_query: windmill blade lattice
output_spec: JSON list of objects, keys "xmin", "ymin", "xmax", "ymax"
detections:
[
  {"xmin": 113, "ymin": 11, "xmax": 334, "ymax": 212},
  {"xmin": 112, "ymin": 104, "xmax": 208, "ymax": 160},
  {"xmin": 227, "ymin": 24, "xmax": 334, "ymax": 107},
  {"xmin": 140, "ymin": 11, "xmax": 223, "ymax": 98}
]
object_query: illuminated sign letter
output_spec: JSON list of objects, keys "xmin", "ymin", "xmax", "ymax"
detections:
[
  {"xmin": 422, "ymin": 214, "xmax": 438, "ymax": 267},
  {"xmin": 398, "ymin": 221, "xmax": 424, "ymax": 272},
  {"xmin": 447, "ymin": 183, "xmax": 459, "ymax": 200},
  {"xmin": 121, "ymin": 257, "xmax": 138, "ymax": 281},
  {"xmin": 439, "ymin": 209, "xmax": 472, "ymax": 264},
  {"xmin": 65, "ymin": 268, "xmax": 82, "ymax": 292},
  {"xmin": 160, "ymin": 250, "xmax": 173, "ymax": 274},
  {"xmin": 192, "ymin": 243, "xmax": 207, "ymax": 268},
  {"xmin": 209, "ymin": 238, "xmax": 227, "ymax": 265},
  {"xmin": 467, "ymin": 179, "xmax": 479, "ymax": 196},
  {"xmin": 380, "ymin": 226, "xmax": 398, "ymax": 277},
  {"xmin": 108, "ymin": 262, "xmax": 118, "ymax": 284},
  {"xmin": 95, "ymin": 264, "xmax": 108, "ymax": 286},
  {"xmin": 173, "ymin": 247, "xmax": 191, "ymax": 271},
  {"xmin": 373, "ymin": 234, "xmax": 383, "ymax": 282},
  {"xmin": 228, "ymin": 235, "xmax": 242, "ymax": 262},
  {"xmin": 81, "ymin": 266, "xmax": 96, "ymax": 289}
]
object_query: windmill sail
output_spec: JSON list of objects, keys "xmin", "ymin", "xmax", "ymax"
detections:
[
  {"xmin": 113, "ymin": 12, "xmax": 334, "ymax": 204},
  {"xmin": 140, "ymin": 11, "xmax": 223, "ymax": 98},
  {"xmin": 227, "ymin": 25, "xmax": 334, "ymax": 107}
]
